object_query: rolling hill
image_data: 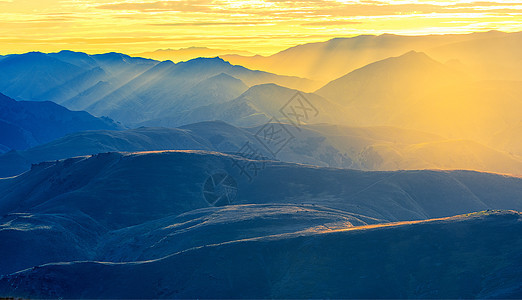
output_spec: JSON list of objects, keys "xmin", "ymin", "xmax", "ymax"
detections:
[
  {"xmin": 1, "ymin": 151, "xmax": 521, "ymax": 229},
  {"xmin": 2, "ymin": 120, "xmax": 520, "ymax": 178},
  {"xmin": 2, "ymin": 210, "xmax": 521, "ymax": 298},
  {"xmin": 0, "ymin": 151, "xmax": 520, "ymax": 297}
]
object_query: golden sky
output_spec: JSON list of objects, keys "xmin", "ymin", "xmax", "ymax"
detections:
[{"xmin": 1, "ymin": 0, "xmax": 522, "ymax": 55}]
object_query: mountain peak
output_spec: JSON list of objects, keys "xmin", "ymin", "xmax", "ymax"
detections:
[
  {"xmin": 184, "ymin": 56, "xmax": 229, "ymax": 64},
  {"xmin": 57, "ymin": 50, "xmax": 84, "ymax": 55},
  {"xmin": 400, "ymin": 50, "xmax": 429, "ymax": 58},
  {"xmin": 175, "ymin": 56, "xmax": 232, "ymax": 70},
  {"xmin": 208, "ymin": 72, "xmax": 240, "ymax": 81},
  {"xmin": 1, "ymin": 51, "xmax": 46, "ymax": 63}
]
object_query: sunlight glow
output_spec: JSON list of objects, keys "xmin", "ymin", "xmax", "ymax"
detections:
[{"xmin": 0, "ymin": 0, "xmax": 521, "ymax": 54}]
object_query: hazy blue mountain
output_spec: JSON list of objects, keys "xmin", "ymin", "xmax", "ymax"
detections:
[
  {"xmin": 0, "ymin": 52, "xmax": 316, "ymax": 127},
  {"xmin": 0, "ymin": 51, "xmax": 158, "ymax": 107},
  {"xmin": 0, "ymin": 93, "xmax": 121, "ymax": 152},
  {"xmin": 91, "ymin": 52, "xmax": 156, "ymax": 69},
  {"xmin": 47, "ymin": 50, "xmax": 99, "ymax": 69},
  {"xmin": 2, "ymin": 120, "xmax": 520, "ymax": 178},
  {"xmin": 86, "ymin": 58, "xmax": 316, "ymax": 125},
  {"xmin": 37, "ymin": 67, "xmax": 109, "ymax": 105},
  {"xmin": 0, "ymin": 52, "xmax": 85, "ymax": 101},
  {"xmin": 0, "ymin": 121, "xmax": 350, "ymax": 177},
  {"xmin": 45, "ymin": 52, "xmax": 159, "ymax": 107},
  {"xmin": 145, "ymin": 83, "xmax": 350, "ymax": 128},
  {"xmin": 0, "ymin": 144, "xmax": 10, "ymax": 154},
  {"xmin": 0, "ymin": 151, "xmax": 520, "ymax": 297},
  {"xmin": 172, "ymin": 72, "xmax": 249, "ymax": 109}
]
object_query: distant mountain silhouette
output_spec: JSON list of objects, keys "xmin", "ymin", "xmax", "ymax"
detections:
[
  {"xmin": 0, "ymin": 51, "xmax": 316, "ymax": 127},
  {"xmin": 135, "ymin": 47, "xmax": 254, "ymax": 62},
  {"xmin": 427, "ymin": 31, "xmax": 522, "ymax": 81},
  {"xmin": 1, "ymin": 120, "xmax": 520, "ymax": 179},
  {"xmin": 145, "ymin": 82, "xmax": 348, "ymax": 128},
  {"xmin": 221, "ymin": 31, "xmax": 515, "ymax": 82},
  {"xmin": 0, "ymin": 93, "xmax": 121, "ymax": 151},
  {"xmin": 314, "ymin": 51, "xmax": 522, "ymax": 154},
  {"xmin": 315, "ymin": 50, "xmax": 461, "ymax": 107},
  {"xmin": 0, "ymin": 52, "xmax": 85, "ymax": 101}
]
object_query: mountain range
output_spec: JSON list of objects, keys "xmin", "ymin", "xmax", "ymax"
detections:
[
  {"xmin": 134, "ymin": 47, "xmax": 254, "ymax": 62},
  {"xmin": 1, "ymin": 120, "xmax": 520, "ymax": 178},
  {"xmin": 0, "ymin": 31, "xmax": 521, "ymax": 298},
  {"xmin": 1, "ymin": 42, "xmax": 519, "ymax": 159},
  {"xmin": 222, "ymin": 31, "xmax": 522, "ymax": 83}
]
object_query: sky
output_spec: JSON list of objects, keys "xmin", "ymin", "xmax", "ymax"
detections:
[{"xmin": 1, "ymin": 0, "xmax": 522, "ymax": 55}]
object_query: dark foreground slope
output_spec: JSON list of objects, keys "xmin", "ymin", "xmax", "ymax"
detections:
[
  {"xmin": 0, "ymin": 151, "xmax": 521, "ymax": 298},
  {"xmin": 1, "ymin": 211, "xmax": 521, "ymax": 299}
]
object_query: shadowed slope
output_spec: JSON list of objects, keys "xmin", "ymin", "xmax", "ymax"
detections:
[{"xmin": 1, "ymin": 210, "xmax": 521, "ymax": 299}]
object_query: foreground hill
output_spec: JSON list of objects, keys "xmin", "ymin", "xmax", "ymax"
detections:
[
  {"xmin": 0, "ymin": 93, "xmax": 121, "ymax": 151},
  {"xmin": 0, "ymin": 151, "xmax": 520, "ymax": 297},
  {"xmin": 1, "ymin": 210, "xmax": 521, "ymax": 298},
  {"xmin": 0, "ymin": 121, "xmax": 351, "ymax": 177},
  {"xmin": 1, "ymin": 151, "xmax": 520, "ymax": 229}
]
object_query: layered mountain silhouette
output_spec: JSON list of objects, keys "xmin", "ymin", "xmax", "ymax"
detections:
[
  {"xmin": 0, "ymin": 32, "xmax": 521, "ymax": 298},
  {"xmin": 222, "ymin": 31, "xmax": 520, "ymax": 83},
  {"xmin": 135, "ymin": 46, "xmax": 254, "ymax": 62},
  {"xmin": 141, "ymin": 83, "xmax": 348, "ymax": 128},
  {"xmin": 0, "ymin": 93, "xmax": 120, "ymax": 152},
  {"xmin": 2, "ymin": 120, "xmax": 520, "ymax": 178},
  {"xmin": 314, "ymin": 51, "xmax": 522, "ymax": 154},
  {"xmin": 0, "ymin": 51, "xmax": 315, "ymax": 121}
]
